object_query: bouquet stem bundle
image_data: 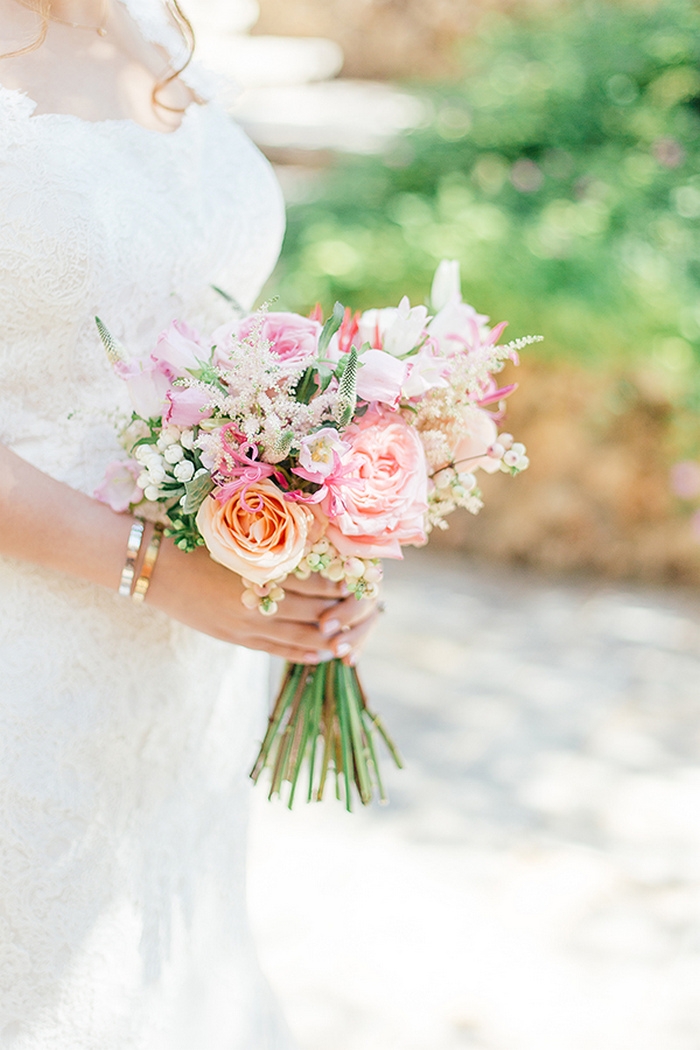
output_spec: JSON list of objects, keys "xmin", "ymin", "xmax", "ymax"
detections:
[{"xmin": 250, "ymin": 660, "xmax": 403, "ymax": 811}]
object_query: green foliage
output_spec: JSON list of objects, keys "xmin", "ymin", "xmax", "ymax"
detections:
[{"xmin": 269, "ymin": 0, "xmax": 700, "ymax": 395}]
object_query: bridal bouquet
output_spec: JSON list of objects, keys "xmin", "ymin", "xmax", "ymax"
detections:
[{"xmin": 96, "ymin": 260, "xmax": 537, "ymax": 809}]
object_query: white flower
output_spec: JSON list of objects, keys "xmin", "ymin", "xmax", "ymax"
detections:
[
  {"xmin": 180, "ymin": 429, "xmax": 195, "ymax": 450},
  {"xmin": 156, "ymin": 425, "xmax": 181, "ymax": 450},
  {"xmin": 146, "ymin": 462, "xmax": 167, "ymax": 485},
  {"xmin": 430, "ymin": 259, "xmax": 462, "ymax": 312},
  {"xmin": 174, "ymin": 459, "xmax": 195, "ymax": 482},
  {"xmin": 164, "ymin": 444, "xmax": 185, "ymax": 464},
  {"xmin": 402, "ymin": 345, "xmax": 449, "ymax": 399},
  {"xmin": 358, "ymin": 297, "xmax": 430, "ymax": 358},
  {"xmin": 134, "ymin": 444, "xmax": 153, "ymax": 464},
  {"xmin": 144, "ymin": 485, "xmax": 161, "ymax": 501}
]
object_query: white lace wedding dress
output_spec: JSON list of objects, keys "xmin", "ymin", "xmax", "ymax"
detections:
[{"xmin": 0, "ymin": 3, "xmax": 295, "ymax": 1046}]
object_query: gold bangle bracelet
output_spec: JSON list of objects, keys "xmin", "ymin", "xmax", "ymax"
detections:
[
  {"xmin": 118, "ymin": 518, "xmax": 145, "ymax": 597},
  {"xmin": 132, "ymin": 523, "xmax": 165, "ymax": 605}
]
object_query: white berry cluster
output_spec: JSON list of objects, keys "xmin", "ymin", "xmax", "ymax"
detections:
[
  {"xmin": 133, "ymin": 425, "xmax": 204, "ymax": 502},
  {"xmin": 240, "ymin": 539, "xmax": 383, "ymax": 616},
  {"xmin": 240, "ymin": 579, "xmax": 287, "ymax": 617},
  {"xmin": 487, "ymin": 433, "xmax": 530, "ymax": 473},
  {"xmin": 428, "ymin": 467, "xmax": 484, "ymax": 528},
  {"xmin": 295, "ymin": 540, "xmax": 383, "ymax": 598}
]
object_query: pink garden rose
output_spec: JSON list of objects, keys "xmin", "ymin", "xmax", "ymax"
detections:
[
  {"xmin": 229, "ymin": 312, "xmax": 322, "ymax": 369},
  {"xmin": 324, "ymin": 408, "xmax": 428, "ymax": 559},
  {"xmin": 95, "ymin": 460, "xmax": 141, "ymax": 513}
]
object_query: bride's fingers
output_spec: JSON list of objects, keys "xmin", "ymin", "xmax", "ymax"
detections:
[
  {"xmin": 317, "ymin": 595, "xmax": 378, "ymax": 638},
  {"xmin": 243, "ymin": 617, "xmax": 334, "ymax": 654},
  {"xmin": 283, "ymin": 575, "xmax": 347, "ymax": 600},
  {"xmin": 243, "ymin": 637, "xmax": 333, "ymax": 664},
  {"xmin": 273, "ymin": 593, "xmax": 338, "ymax": 625},
  {"xmin": 336, "ymin": 607, "xmax": 381, "ymax": 664}
]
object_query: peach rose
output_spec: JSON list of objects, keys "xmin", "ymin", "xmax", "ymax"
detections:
[
  {"xmin": 324, "ymin": 408, "xmax": 428, "ymax": 559},
  {"xmin": 196, "ymin": 479, "xmax": 314, "ymax": 585}
]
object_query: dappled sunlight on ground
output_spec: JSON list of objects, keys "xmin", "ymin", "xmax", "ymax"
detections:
[{"xmin": 249, "ymin": 550, "xmax": 700, "ymax": 1050}]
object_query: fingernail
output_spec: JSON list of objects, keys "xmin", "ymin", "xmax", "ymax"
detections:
[
  {"xmin": 304, "ymin": 649, "xmax": 334, "ymax": 663},
  {"xmin": 335, "ymin": 641, "xmax": 352, "ymax": 658},
  {"xmin": 321, "ymin": 618, "xmax": 341, "ymax": 637}
]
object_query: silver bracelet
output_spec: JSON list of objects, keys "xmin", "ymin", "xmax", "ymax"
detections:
[{"xmin": 118, "ymin": 518, "xmax": 145, "ymax": 597}]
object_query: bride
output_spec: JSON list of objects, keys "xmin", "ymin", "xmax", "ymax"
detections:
[{"xmin": 0, "ymin": 0, "xmax": 377, "ymax": 1045}]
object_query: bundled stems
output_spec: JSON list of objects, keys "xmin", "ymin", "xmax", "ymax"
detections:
[{"xmin": 250, "ymin": 660, "xmax": 403, "ymax": 812}]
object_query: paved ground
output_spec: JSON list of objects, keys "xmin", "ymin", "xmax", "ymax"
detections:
[{"xmin": 248, "ymin": 548, "xmax": 700, "ymax": 1050}]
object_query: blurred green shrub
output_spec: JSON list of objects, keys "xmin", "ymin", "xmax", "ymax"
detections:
[{"xmin": 270, "ymin": 0, "xmax": 700, "ymax": 397}]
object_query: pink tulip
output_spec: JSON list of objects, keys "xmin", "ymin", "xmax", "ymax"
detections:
[
  {"xmin": 152, "ymin": 320, "xmax": 206, "ymax": 378},
  {"xmin": 163, "ymin": 385, "xmax": 213, "ymax": 427},
  {"xmin": 356, "ymin": 349, "xmax": 407, "ymax": 407}
]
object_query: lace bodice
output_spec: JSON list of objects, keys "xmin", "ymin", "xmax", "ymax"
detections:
[
  {"xmin": 0, "ymin": 1, "xmax": 284, "ymax": 491},
  {"xmin": 0, "ymin": 6, "xmax": 293, "ymax": 1047}
]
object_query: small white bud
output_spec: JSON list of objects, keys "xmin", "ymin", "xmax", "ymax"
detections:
[
  {"xmin": 241, "ymin": 590, "xmax": 259, "ymax": 610},
  {"xmin": 259, "ymin": 601, "xmax": 278, "ymax": 617},
  {"xmin": 269, "ymin": 586, "xmax": 285, "ymax": 602},
  {"xmin": 134, "ymin": 444, "xmax": 152, "ymax": 464},
  {"xmin": 137, "ymin": 471, "xmax": 150, "ymax": 489},
  {"xmin": 488, "ymin": 443, "xmax": 505, "ymax": 460},
  {"xmin": 174, "ymin": 459, "xmax": 195, "ymax": 482},
  {"xmin": 164, "ymin": 444, "xmax": 184, "ymax": 464},
  {"xmin": 312, "ymin": 539, "xmax": 330, "ymax": 555},
  {"xmin": 457, "ymin": 472, "xmax": 477, "ymax": 492},
  {"xmin": 511, "ymin": 442, "xmax": 526, "ymax": 457},
  {"xmin": 158, "ymin": 425, "xmax": 181, "ymax": 448},
  {"xmin": 179, "ymin": 429, "xmax": 195, "ymax": 450},
  {"xmin": 433, "ymin": 468, "xmax": 453, "ymax": 490},
  {"xmin": 144, "ymin": 485, "xmax": 161, "ymax": 501},
  {"xmin": 323, "ymin": 559, "xmax": 346, "ymax": 582},
  {"xmin": 363, "ymin": 564, "xmax": 383, "ymax": 584},
  {"xmin": 498, "ymin": 433, "xmax": 514, "ymax": 450},
  {"xmin": 344, "ymin": 557, "xmax": 365, "ymax": 579},
  {"xmin": 503, "ymin": 450, "xmax": 519, "ymax": 467}
]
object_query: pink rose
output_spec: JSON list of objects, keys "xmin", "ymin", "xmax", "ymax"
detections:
[
  {"xmin": 95, "ymin": 460, "xmax": 142, "ymax": 513},
  {"xmin": 152, "ymin": 320, "xmax": 206, "ymax": 378},
  {"xmin": 196, "ymin": 479, "xmax": 315, "ymax": 585},
  {"xmin": 452, "ymin": 407, "xmax": 501, "ymax": 474},
  {"xmin": 324, "ymin": 408, "xmax": 428, "ymax": 559},
  {"xmin": 356, "ymin": 348, "xmax": 407, "ymax": 407},
  {"xmin": 163, "ymin": 385, "xmax": 213, "ymax": 427},
  {"xmin": 238, "ymin": 312, "xmax": 322, "ymax": 368}
]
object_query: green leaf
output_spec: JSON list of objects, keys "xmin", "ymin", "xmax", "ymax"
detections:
[
  {"xmin": 318, "ymin": 301, "xmax": 346, "ymax": 355},
  {"xmin": 211, "ymin": 284, "xmax": 245, "ymax": 316},
  {"xmin": 181, "ymin": 473, "xmax": 215, "ymax": 515}
]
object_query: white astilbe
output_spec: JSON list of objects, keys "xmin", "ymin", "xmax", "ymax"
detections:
[
  {"xmin": 175, "ymin": 317, "xmax": 338, "ymax": 463},
  {"xmin": 411, "ymin": 335, "xmax": 541, "ymax": 470}
]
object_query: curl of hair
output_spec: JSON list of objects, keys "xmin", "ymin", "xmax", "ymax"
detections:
[{"xmin": 3, "ymin": 0, "xmax": 198, "ymax": 114}]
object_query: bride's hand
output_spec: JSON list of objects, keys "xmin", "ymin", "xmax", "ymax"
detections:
[{"xmin": 146, "ymin": 536, "xmax": 379, "ymax": 664}]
